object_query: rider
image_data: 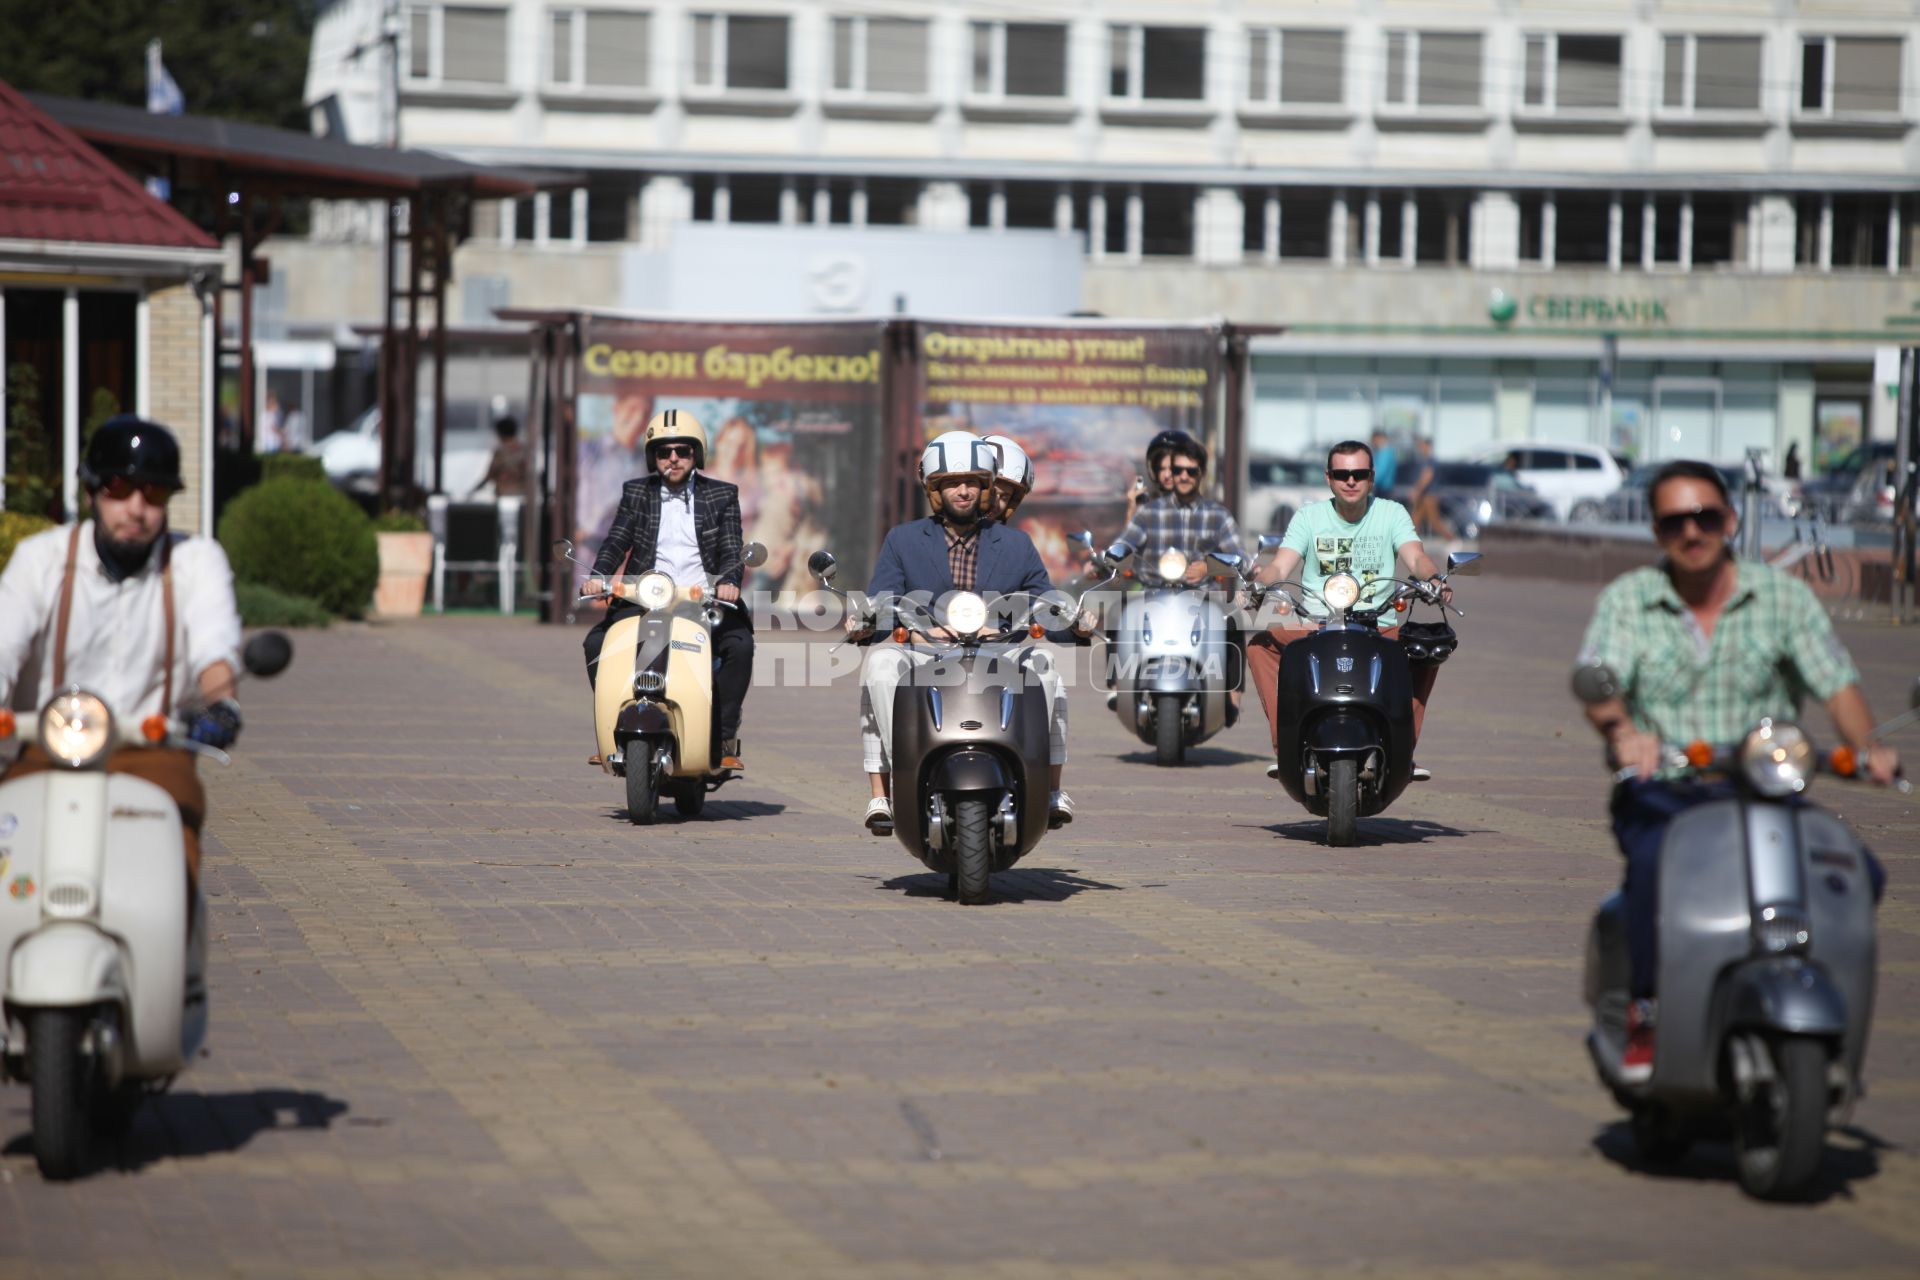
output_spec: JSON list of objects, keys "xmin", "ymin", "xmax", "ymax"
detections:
[
  {"xmin": 582, "ymin": 409, "xmax": 753, "ymax": 771},
  {"xmin": 0, "ymin": 417, "xmax": 244, "ymax": 902},
  {"xmin": 850, "ymin": 430, "xmax": 1089, "ymax": 834},
  {"xmin": 1576, "ymin": 459, "xmax": 1896, "ymax": 1082},
  {"xmin": 1109, "ymin": 429, "xmax": 1249, "ymax": 721},
  {"xmin": 1252, "ymin": 439, "xmax": 1451, "ymax": 781},
  {"xmin": 982, "ymin": 432, "xmax": 1035, "ymax": 521}
]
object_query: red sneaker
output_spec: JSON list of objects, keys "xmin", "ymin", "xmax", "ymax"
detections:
[{"xmin": 1620, "ymin": 999, "xmax": 1656, "ymax": 1083}]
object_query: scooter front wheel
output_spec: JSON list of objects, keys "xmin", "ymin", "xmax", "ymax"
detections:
[
  {"xmin": 625, "ymin": 743, "xmax": 662, "ymax": 824},
  {"xmin": 953, "ymin": 796, "xmax": 994, "ymax": 905},
  {"xmin": 1154, "ymin": 694, "xmax": 1184, "ymax": 766},
  {"xmin": 29, "ymin": 1007, "xmax": 96, "ymax": 1181},
  {"xmin": 1734, "ymin": 1034, "xmax": 1828, "ymax": 1200},
  {"xmin": 1326, "ymin": 758, "xmax": 1358, "ymax": 847}
]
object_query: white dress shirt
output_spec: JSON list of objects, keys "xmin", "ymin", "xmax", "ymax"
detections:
[
  {"xmin": 0, "ymin": 522, "xmax": 243, "ymax": 722},
  {"xmin": 651, "ymin": 481, "xmax": 706, "ymax": 587}
]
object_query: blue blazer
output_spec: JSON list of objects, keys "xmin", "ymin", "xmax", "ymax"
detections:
[{"xmin": 865, "ymin": 517, "xmax": 1073, "ymax": 640}]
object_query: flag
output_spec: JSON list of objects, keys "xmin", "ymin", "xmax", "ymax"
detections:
[{"xmin": 145, "ymin": 39, "xmax": 183, "ymax": 200}]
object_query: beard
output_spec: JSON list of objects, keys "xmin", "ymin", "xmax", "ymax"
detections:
[
  {"xmin": 92, "ymin": 520, "xmax": 160, "ymax": 582},
  {"xmin": 943, "ymin": 501, "xmax": 980, "ymax": 528}
]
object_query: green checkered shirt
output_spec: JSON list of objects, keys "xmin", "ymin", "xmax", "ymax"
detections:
[{"xmin": 1578, "ymin": 558, "xmax": 1859, "ymax": 751}]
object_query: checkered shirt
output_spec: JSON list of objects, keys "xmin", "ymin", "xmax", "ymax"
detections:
[
  {"xmin": 1117, "ymin": 495, "xmax": 1247, "ymax": 565},
  {"xmin": 945, "ymin": 521, "xmax": 981, "ymax": 592}
]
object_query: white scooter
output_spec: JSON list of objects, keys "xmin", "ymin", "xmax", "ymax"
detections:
[{"xmin": 0, "ymin": 631, "xmax": 293, "ymax": 1179}]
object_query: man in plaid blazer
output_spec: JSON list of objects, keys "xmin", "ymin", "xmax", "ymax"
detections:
[{"xmin": 582, "ymin": 410, "xmax": 753, "ymax": 770}]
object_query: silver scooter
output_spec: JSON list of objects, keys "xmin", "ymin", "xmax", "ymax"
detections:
[
  {"xmin": 812, "ymin": 549, "xmax": 1109, "ymax": 905},
  {"xmin": 1573, "ymin": 664, "xmax": 1915, "ymax": 1200}
]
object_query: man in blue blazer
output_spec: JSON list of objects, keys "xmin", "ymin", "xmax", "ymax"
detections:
[{"xmin": 850, "ymin": 431, "xmax": 1087, "ymax": 835}]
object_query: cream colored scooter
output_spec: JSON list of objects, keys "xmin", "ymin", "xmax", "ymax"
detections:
[
  {"xmin": 0, "ymin": 631, "xmax": 292, "ymax": 1180},
  {"xmin": 563, "ymin": 541, "xmax": 765, "ymax": 823}
]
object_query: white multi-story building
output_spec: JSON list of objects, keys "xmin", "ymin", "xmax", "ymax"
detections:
[{"xmin": 299, "ymin": 0, "xmax": 1920, "ymax": 467}]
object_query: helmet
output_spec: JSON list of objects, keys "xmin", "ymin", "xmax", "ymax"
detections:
[
  {"xmin": 643, "ymin": 408, "xmax": 707, "ymax": 469},
  {"xmin": 919, "ymin": 430, "xmax": 998, "ymax": 512},
  {"xmin": 1145, "ymin": 429, "xmax": 1206, "ymax": 485},
  {"xmin": 982, "ymin": 433, "xmax": 1034, "ymax": 512},
  {"xmin": 80, "ymin": 415, "xmax": 183, "ymax": 493},
  {"xmin": 1398, "ymin": 619, "xmax": 1458, "ymax": 666}
]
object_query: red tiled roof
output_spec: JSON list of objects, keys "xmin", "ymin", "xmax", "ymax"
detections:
[{"xmin": 0, "ymin": 79, "xmax": 216, "ymax": 251}]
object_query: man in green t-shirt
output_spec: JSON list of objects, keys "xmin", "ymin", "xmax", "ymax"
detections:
[{"xmin": 1247, "ymin": 439, "xmax": 1452, "ymax": 779}]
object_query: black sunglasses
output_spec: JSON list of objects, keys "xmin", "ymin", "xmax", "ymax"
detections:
[
  {"xmin": 655, "ymin": 444, "xmax": 695, "ymax": 459},
  {"xmin": 1653, "ymin": 505, "xmax": 1729, "ymax": 539},
  {"xmin": 99, "ymin": 475, "xmax": 176, "ymax": 505},
  {"xmin": 1327, "ymin": 468, "xmax": 1373, "ymax": 483},
  {"xmin": 1169, "ymin": 465, "xmax": 1202, "ymax": 477}
]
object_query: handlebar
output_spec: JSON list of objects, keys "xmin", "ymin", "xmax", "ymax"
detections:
[{"xmin": 1611, "ymin": 741, "xmax": 1910, "ymax": 794}]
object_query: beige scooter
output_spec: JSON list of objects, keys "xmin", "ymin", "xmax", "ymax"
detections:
[{"xmin": 563, "ymin": 540, "xmax": 765, "ymax": 823}]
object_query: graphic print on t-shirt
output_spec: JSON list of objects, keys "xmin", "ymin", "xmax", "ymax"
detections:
[{"xmin": 1313, "ymin": 535, "xmax": 1385, "ymax": 584}]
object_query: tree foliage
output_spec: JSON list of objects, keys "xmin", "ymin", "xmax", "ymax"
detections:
[{"xmin": 0, "ymin": 1, "xmax": 317, "ymax": 131}]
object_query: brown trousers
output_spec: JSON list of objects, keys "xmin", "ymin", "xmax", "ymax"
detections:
[
  {"xmin": 1246, "ymin": 625, "xmax": 1440, "ymax": 752},
  {"xmin": 2, "ymin": 746, "xmax": 206, "ymax": 888}
]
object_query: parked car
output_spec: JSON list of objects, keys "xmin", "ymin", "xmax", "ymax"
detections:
[
  {"xmin": 314, "ymin": 406, "xmax": 494, "ymax": 498},
  {"xmin": 1475, "ymin": 444, "xmax": 1626, "ymax": 522},
  {"xmin": 1801, "ymin": 441, "xmax": 1907, "ymax": 523},
  {"xmin": 1243, "ymin": 456, "xmax": 1329, "ymax": 534},
  {"xmin": 1426, "ymin": 462, "xmax": 1556, "ymax": 539},
  {"xmin": 1599, "ymin": 463, "xmax": 1796, "ymax": 524},
  {"xmin": 1837, "ymin": 449, "xmax": 1916, "ymax": 525}
]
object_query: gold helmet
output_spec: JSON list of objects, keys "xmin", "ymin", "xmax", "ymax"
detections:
[{"xmin": 644, "ymin": 408, "xmax": 708, "ymax": 468}]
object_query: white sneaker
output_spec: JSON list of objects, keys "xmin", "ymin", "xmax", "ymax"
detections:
[
  {"xmin": 1105, "ymin": 691, "xmax": 1118, "ymax": 711},
  {"xmin": 863, "ymin": 796, "xmax": 894, "ymax": 835},
  {"xmin": 1410, "ymin": 764, "xmax": 1432, "ymax": 782},
  {"xmin": 1048, "ymin": 789, "xmax": 1074, "ymax": 829},
  {"xmin": 1266, "ymin": 762, "xmax": 1281, "ymax": 780}
]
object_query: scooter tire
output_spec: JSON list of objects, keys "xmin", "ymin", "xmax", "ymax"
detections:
[
  {"xmin": 29, "ymin": 1007, "xmax": 95, "ymax": 1181},
  {"xmin": 954, "ymin": 796, "xmax": 994, "ymax": 906},
  {"xmin": 625, "ymin": 744, "xmax": 661, "ymax": 824},
  {"xmin": 1326, "ymin": 758, "xmax": 1358, "ymax": 847},
  {"xmin": 670, "ymin": 778, "xmax": 706, "ymax": 818},
  {"xmin": 1735, "ymin": 1034, "xmax": 1829, "ymax": 1200},
  {"xmin": 1154, "ymin": 694, "xmax": 1184, "ymax": 766}
]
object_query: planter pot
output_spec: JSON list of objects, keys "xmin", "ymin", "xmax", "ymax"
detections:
[{"xmin": 374, "ymin": 530, "xmax": 434, "ymax": 618}]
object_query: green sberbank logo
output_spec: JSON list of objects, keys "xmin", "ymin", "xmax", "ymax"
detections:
[
  {"xmin": 1487, "ymin": 289, "xmax": 1517, "ymax": 325},
  {"xmin": 1489, "ymin": 288, "xmax": 1671, "ymax": 327}
]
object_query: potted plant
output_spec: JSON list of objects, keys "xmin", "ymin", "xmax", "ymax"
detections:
[{"xmin": 371, "ymin": 509, "xmax": 433, "ymax": 618}]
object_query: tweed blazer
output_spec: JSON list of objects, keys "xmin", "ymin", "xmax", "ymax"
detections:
[{"xmin": 590, "ymin": 472, "xmax": 745, "ymax": 591}]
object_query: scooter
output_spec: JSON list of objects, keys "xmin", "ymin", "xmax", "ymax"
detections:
[
  {"xmin": 1211, "ymin": 551, "xmax": 1479, "ymax": 846},
  {"xmin": 1095, "ymin": 535, "xmax": 1276, "ymax": 766},
  {"xmin": 0, "ymin": 630, "xmax": 293, "ymax": 1180},
  {"xmin": 1573, "ymin": 665, "xmax": 1915, "ymax": 1200},
  {"xmin": 563, "ymin": 540, "xmax": 767, "ymax": 823},
  {"xmin": 810, "ymin": 548, "xmax": 1108, "ymax": 905}
]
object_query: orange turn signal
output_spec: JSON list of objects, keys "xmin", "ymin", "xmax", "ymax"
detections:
[
  {"xmin": 1394, "ymin": 598, "xmax": 1408, "ymax": 613},
  {"xmin": 141, "ymin": 715, "xmax": 169, "ymax": 743},
  {"xmin": 688, "ymin": 585, "xmax": 703, "ymax": 601},
  {"xmin": 1029, "ymin": 622, "xmax": 1046, "ymax": 639},
  {"xmin": 1829, "ymin": 745, "xmax": 1858, "ymax": 777},
  {"xmin": 0, "ymin": 709, "xmax": 13, "ymax": 738},
  {"xmin": 1684, "ymin": 740, "xmax": 1714, "ymax": 769},
  {"xmin": 891, "ymin": 627, "xmax": 908, "ymax": 644}
]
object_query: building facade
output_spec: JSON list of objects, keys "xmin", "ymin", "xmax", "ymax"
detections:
[{"xmin": 301, "ymin": 0, "xmax": 1920, "ymax": 469}]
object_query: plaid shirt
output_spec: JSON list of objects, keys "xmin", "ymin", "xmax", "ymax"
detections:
[
  {"xmin": 945, "ymin": 521, "xmax": 981, "ymax": 592},
  {"xmin": 1118, "ymin": 494, "xmax": 1247, "ymax": 565},
  {"xmin": 1578, "ymin": 558, "xmax": 1859, "ymax": 755}
]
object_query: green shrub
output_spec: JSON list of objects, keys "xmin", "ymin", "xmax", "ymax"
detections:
[
  {"xmin": 371, "ymin": 509, "xmax": 428, "ymax": 534},
  {"xmin": 0, "ymin": 510, "xmax": 56, "ymax": 573},
  {"xmin": 219, "ymin": 477, "xmax": 377, "ymax": 617},
  {"xmin": 234, "ymin": 580, "xmax": 332, "ymax": 628},
  {"xmin": 260, "ymin": 453, "xmax": 327, "ymax": 484}
]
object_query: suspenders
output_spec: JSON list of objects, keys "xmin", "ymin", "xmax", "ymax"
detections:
[{"xmin": 49, "ymin": 523, "xmax": 176, "ymax": 713}]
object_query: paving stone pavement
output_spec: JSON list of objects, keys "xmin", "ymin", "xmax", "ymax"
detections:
[{"xmin": 2, "ymin": 575, "xmax": 1917, "ymax": 1279}]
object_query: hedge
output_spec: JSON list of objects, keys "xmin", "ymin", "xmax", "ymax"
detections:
[
  {"xmin": 218, "ymin": 477, "xmax": 377, "ymax": 617},
  {"xmin": 0, "ymin": 510, "xmax": 55, "ymax": 574}
]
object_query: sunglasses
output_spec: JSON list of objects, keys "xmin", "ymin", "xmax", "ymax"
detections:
[
  {"xmin": 655, "ymin": 444, "xmax": 695, "ymax": 460},
  {"xmin": 1169, "ymin": 465, "xmax": 1202, "ymax": 477},
  {"xmin": 1327, "ymin": 468, "xmax": 1373, "ymax": 483},
  {"xmin": 1653, "ymin": 505, "xmax": 1730, "ymax": 539},
  {"xmin": 99, "ymin": 475, "xmax": 176, "ymax": 505}
]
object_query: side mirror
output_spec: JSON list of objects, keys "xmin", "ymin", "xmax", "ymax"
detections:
[
  {"xmin": 1106, "ymin": 540, "xmax": 1134, "ymax": 562},
  {"xmin": 1254, "ymin": 533, "xmax": 1282, "ymax": 564},
  {"xmin": 742, "ymin": 541, "xmax": 768, "ymax": 569},
  {"xmin": 1570, "ymin": 663, "xmax": 1620, "ymax": 705},
  {"xmin": 807, "ymin": 550, "xmax": 838, "ymax": 583},
  {"xmin": 1446, "ymin": 551, "xmax": 1483, "ymax": 577},
  {"xmin": 1207, "ymin": 551, "xmax": 1245, "ymax": 576},
  {"xmin": 1068, "ymin": 529, "xmax": 1094, "ymax": 550},
  {"xmin": 243, "ymin": 631, "xmax": 294, "ymax": 678},
  {"xmin": 552, "ymin": 538, "xmax": 576, "ymax": 564}
]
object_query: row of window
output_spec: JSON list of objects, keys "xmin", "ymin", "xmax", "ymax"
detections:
[{"xmin": 405, "ymin": 8, "xmax": 1909, "ymax": 120}]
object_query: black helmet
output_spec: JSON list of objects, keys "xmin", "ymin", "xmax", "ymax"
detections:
[
  {"xmin": 80, "ymin": 415, "xmax": 184, "ymax": 493},
  {"xmin": 1145, "ymin": 430, "xmax": 1206, "ymax": 485}
]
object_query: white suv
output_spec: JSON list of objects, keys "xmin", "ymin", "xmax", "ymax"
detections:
[{"xmin": 1476, "ymin": 444, "xmax": 1626, "ymax": 522}]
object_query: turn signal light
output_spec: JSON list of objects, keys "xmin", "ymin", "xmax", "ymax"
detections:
[
  {"xmin": 688, "ymin": 585, "xmax": 703, "ymax": 601},
  {"xmin": 1685, "ymin": 740, "xmax": 1715, "ymax": 769},
  {"xmin": 1828, "ymin": 745, "xmax": 1858, "ymax": 777},
  {"xmin": 1394, "ymin": 599, "xmax": 1407, "ymax": 613},
  {"xmin": 0, "ymin": 709, "xmax": 13, "ymax": 738},
  {"xmin": 891, "ymin": 627, "xmax": 908, "ymax": 644},
  {"xmin": 141, "ymin": 715, "xmax": 169, "ymax": 743},
  {"xmin": 1029, "ymin": 622, "xmax": 1046, "ymax": 639}
]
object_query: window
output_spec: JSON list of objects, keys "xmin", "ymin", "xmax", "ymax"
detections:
[
  {"xmin": 549, "ymin": 9, "xmax": 651, "ymax": 91},
  {"xmin": 1413, "ymin": 190, "xmax": 1472, "ymax": 265},
  {"xmin": 831, "ymin": 15, "xmax": 928, "ymax": 96},
  {"xmin": 1279, "ymin": 188, "xmax": 1334, "ymax": 259},
  {"xmin": 970, "ymin": 21, "xmax": 1068, "ymax": 99},
  {"xmin": 1522, "ymin": 34, "xmax": 1622, "ymax": 111},
  {"xmin": 1382, "ymin": 31, "xmax": 1482, "ymax": 109},
  {"xmin": 1109, "ymin": 25, "xmax": 1207, "ymax": 101},
  {"xmin": 1800, "ymin": 193, "xmax": 1903, "ymax": 269},
  {"xmin": 1554, "ymin": 192, "xmax": 1612, "ymax": 265},
  {"xmin": 1691, "ymin": 193, "xmax": 1743, "ymax": 266},
  {"xmin": 404, "ymin": 5, "xmax": 509, "ymax": 85},
  {"xmin": 1245, "ymin": 28, "xmax": 1344, "ymax": 106},
  {"xmin": 1800, "ymin": 36, "xmax": 1902, "ymax": 115},
  {"xmin": 1661, "ymin": 34, "xmax": 1762, "ymax": 112},
  {"xmin": 690, "ymin": 13, "xmax": 789, "ymax": 91}
]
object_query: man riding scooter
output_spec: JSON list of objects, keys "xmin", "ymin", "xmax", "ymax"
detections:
[
  {"xmin": 1577, "ymin": 459, "xmax": 1896, "ymax": 1083},
  {"xmin": 849, "ymin": 431, "xmax": 1090, "ymax": 834},
  {"xmin": 582, "ymin": 409, "xmax": 753, "ymax": 771}
]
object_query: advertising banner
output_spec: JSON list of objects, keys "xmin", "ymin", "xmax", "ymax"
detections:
[
  {"xmin": 914, "ymin": 322, "xmax": 1221, "ymax": 581},
  {"xmin": 571, "ymin": 318, "xmax": 886, "ymax": 599}
]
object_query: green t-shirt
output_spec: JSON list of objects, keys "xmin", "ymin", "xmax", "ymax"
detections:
[{"xmin": 1281, "ymin": 497, "xmax": 1420, "ymax": 625}]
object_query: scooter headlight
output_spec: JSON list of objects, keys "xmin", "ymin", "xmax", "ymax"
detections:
[
  {"xmin": 40, "ymin": 689, "xmax": 114, "ymax": 769},
  {"xmin": 634, "ymin": 571, "xmax": 676, "ymax": 611},
  {"xmin": 945, "ymin": 591, "xmax": 989, "ymax": 637},
  {"xmin": 1738, "ymin": 719, "xmax": 1813, "ymax": 797},
  {"xmin": 1157, "ymin": 549, "xmax": 1190, "ymax": 581},
  {"xmin": 1321, "ymin": 573, "xmax": 1361, "ymax": 612}
]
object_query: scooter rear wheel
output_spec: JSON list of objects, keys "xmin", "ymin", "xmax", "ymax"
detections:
[
  {"xmin": 625, "ymin": 743, "xmax": 661, "ymax": 824},
  {"xmin": 1326, "ymin": 758, "xmax": 1358, "ymax": 847},
  {"xmin": 1154, "ymin": 694, "xmax": 1184, "ymax": 766},
  {"xmin": 1734, "ymin": 1034, "xmax": 1828, "ymax": 1200},
  {"xmin": 953, "ymin": 796, "xmax": 994, "ymax": 905},
  {"xmin": 670, "ymin": 778, "xmax": 706, "ymax": 818},
  {"xmin": 29, "ymin": 1007, "xmax": 96, "ymax": 1181}
]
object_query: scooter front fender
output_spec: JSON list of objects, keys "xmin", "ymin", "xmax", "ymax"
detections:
[
  {"xmin": 1719, "ymin": 957, "xmax": 1848, "ymax": 1039},
  {"xmin": 615, "ymin": 700, "xmax": 673, "ymax": 741},
  {"xmin": 7, "ymin": 923, "xmax": 127, "ymax": 1009},
  {"xmin": 927, "ymin": 747, "xmax": 1009, "ymax": 794},
  {"xmin": 1303, "ymin": 710, "xmax": 1380, "ymax": 757}
]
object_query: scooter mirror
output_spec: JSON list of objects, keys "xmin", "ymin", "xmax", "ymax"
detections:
[
  {"xmin": 1255, "ymin": 533, "xmax": 1283, "ymax": 561},
  {"xmin": 1207, "ymin": 551, "xmax": 1244, "ymax": 576},
  {"xmin": 1068, "ymin": 529, "xmax": 1094, "ymax": 550},
  {"xmin": 807, "ymin": 550, "xmax": 838, "ymax": 583},
  {"xmin": 552, "ymin": 539, "xmax": 575, "ymax": 563},
  {"xmin": 1446, "ymin": 551, "xmax": 1483, "ymax": 576},
  {"xmin": 1570, "ymin": 663, "xmax": 1620, "ymax": 705},
  {"xmin": 742, "ymin": 541, "xmax": 769, "ymax": 569},
  {"xmin": 242, "ymin": 631, "xmax": 294, "ymax": 678},
  {"xmin": 1105, "ymin": 541, "xmax": 1134, "ymax": 562}
]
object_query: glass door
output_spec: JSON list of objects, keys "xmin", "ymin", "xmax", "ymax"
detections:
[{"xmin": 1650, "ymin": 379, "xmax": 1720, "ymax": 461}]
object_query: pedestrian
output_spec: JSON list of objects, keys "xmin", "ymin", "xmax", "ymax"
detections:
[
  {"xmin": 1783, "ymin": 442, "xmax": 1802, "ymax": 481},
  {"xmin": 1371, "ymin": 429, "xmax": 1398, "ymax": 500}
]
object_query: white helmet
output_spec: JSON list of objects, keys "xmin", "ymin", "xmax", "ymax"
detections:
[
  {"xmin": 982, "ymin": 433, "xmax": 1034, "ymax": 514},
  {"xmin": 919, "ymin": 430, "xmax": 998, "ymax": 512}
]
